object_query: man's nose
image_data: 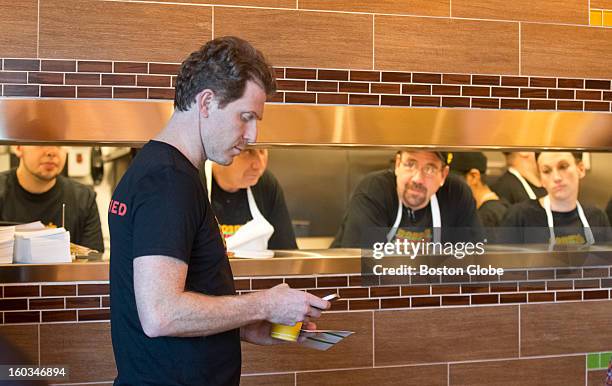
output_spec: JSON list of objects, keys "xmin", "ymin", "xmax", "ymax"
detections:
[
  {"xmin": 244, "ymin": 120, "xmax": 258, "ymax": 144},
  {"xmin": 43, "ymin": 146, "xmax": 60, "ymax": 156},
  {"xmin": 411, "ymin": 168, "xmax": 426, "ymax": 183}
]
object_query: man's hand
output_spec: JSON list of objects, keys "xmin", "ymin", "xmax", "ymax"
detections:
[{"xmin": 260, "ymin": 284, "xmax": 330, "ymax": 326}]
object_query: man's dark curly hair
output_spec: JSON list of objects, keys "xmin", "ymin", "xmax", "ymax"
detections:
[{"xmin": 174, "ymin": 36, "xmax": 276, "ymax": 111}]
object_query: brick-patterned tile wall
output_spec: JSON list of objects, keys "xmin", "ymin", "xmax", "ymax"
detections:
[
  {"xmin": 1, "ymin": 59, "xmax": 610, "ymax": 112},
  {"xmin": 2, "ymin": 266, "xmax": 611, "ymax": 325}
]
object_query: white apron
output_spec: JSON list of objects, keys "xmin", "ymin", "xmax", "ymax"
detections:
[
  {"xmin": 542, "ymin": 195, "xmax": 594, "ymax": 246},
  {"xmin": 386, "ymin": 194, "xmax": 442, "ymax": 243},
  {"xmin": 508, "ymin": 167, "xmax": 537, "ymax": 200},
  {"xmin": 205, "ymin": 160, "xmax": 274, "ymax": 257}
]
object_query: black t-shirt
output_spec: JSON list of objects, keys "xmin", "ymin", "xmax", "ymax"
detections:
[
  {"xmin": 479, "ymin": 198, "xmax": 510, "ymax": 228},
  {"xmin": 204, "ymin": 169, "xmax": 297, "ymax": 249},
  {"xmin": 0, "ymin": 169, "xmax": 103, "ymax": 251},
  {"xmin": 109, "ymin": 141, "xmax": 239, "ymax": 386},
  {"xmin": 500, "ymin": 199, "xmax": 612, "ymax": 244},
  {"xmin": 332, "ymin": 170, "xmax": 483, "ymax": 248},
  {"xmin": 492, "ymin": 171, "xmax": 547, "ymax": 205}
]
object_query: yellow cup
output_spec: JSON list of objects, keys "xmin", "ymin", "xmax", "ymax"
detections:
[{"xmin": 270, "ymin": 322, "xmax": 303, "ymax": 342}]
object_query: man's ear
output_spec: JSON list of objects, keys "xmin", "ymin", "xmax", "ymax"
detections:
[
  {"xmin": 440, "ymin": 165, "xmax": 450, "ymax": 185},
  {"xmin": 196, "ymin": 89, "xmax": 216, "ymax": 118},
  {"xmin": 576, "ymin": 160, "xmax": 586, "ymax": 179},
  {"xmin": 14, "ymin": 145, "xmax": 24, "ymax": 159},
  {"xmin": 394, "ymin": 152, "xmax": 402, "ymax": 171},
  {"xmin": 466, "ymin": 169, "xmax": 480, "ymax": 185}
]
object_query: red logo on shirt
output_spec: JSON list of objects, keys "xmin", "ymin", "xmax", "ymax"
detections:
[{"xmin": 109, "ymin": 199, "xmax": 127, "ymax": 216}]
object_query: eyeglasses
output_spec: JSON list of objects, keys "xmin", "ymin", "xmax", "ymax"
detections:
[{"xmin": 400, "ymin": 159, "xmax": 441, "ymax": 177}]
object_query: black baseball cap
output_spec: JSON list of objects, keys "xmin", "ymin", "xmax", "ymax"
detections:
[
  {"xmin": 449, "ymin": 152, "xmax": 487, "ymax": 174},
  {"xmin": 435, "ymin": 152, "xmax": 450, "ymax": 165}
]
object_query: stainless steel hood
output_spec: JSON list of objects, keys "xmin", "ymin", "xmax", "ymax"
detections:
[{"xmin": 0, "ymin": 98, "xmax": 610, "ymax": 150}]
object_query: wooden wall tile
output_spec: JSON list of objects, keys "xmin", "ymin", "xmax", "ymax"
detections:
[
  {"xmin": 375, "ymin": 16, "xmax": 519, "ymax": 74},
  {"xmin": 297, "ymin": 365, "xmax": 447, "ymax": 386},
  {"xmin": 521, "ymin": 301, "xmax": 612, "ymax": 356},
  {"xmin": 39, "ymin": 0, "xmax": 212, "ymax": 62},
  {"xmin": 450, "ymin": 356, "xmax": 584, "ymax": 386},
  {"xmin": 590, "ymin": 0, "xmax": 612, "ymax": 8},
  {"xmin": 0, "ymin": 0, "xmax": 37, "ymax": 58},
  {"xmin": 452, "ymin": 0, "xmax": 588, "ymax": 25},
  {"xmin": 522, "ymin": 23, "xmax": 612, "ymax": 79},
  {"xmin": 241, "ymin": 311, "xmax": 372, "ymax": 374},
  {"xmin": 146, "ymin": 0, "xmax": 294, "ymax": 7},
  {"xmin": 40, "ymin": 322, "xmax": 116, "ymax": 383},
  {"xmin": 241, "ymin": 373, "xmax": 295, "ymax": 385},
  {"xmin": 0, "ymin": 325, "xmax": 38, "ymax": 364},
  {"xmin": 374, "ymin": 306, "xmax": 518, "ymax": 365},
  {"xmin": 214, "ymin": 8, "xmax": 372, "ymax": 69},
  {"xmin": 299, "ymin": 0, "xmax": 449, "ymax": 17},
  {"xmin": 588, "ymin": 370, "xmax": 608, "ymax": 386}
]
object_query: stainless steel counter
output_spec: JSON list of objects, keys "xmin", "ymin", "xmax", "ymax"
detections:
[{"xmin": 0, "ymin": 246, "xmax": 611, "ymax": 283}]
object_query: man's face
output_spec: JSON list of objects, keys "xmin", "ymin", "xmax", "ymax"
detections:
[
  {"xmin": 16, "ymin": 146, "xmax": 67, "ymax": 182},
  {"xmin": 395, "ymin": 151, "xmax": 449, "ymax": 210},
  {"xmin": 537, "ymin": 152, "xmax": 584, "ymax": 203},
  {"xmin": 216, "ymin": 149, "xmax": 268, "ymax": 189},
  {"xmin": 200, "ymin": 80, "xmax": 267, "ymax": 166}
]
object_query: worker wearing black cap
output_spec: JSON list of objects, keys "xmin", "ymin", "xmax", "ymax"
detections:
[
  {"xmin": 332, "ymin": 150, "xmax": 483, "ymax": 248},
  {"xmin": 450, "ymin": 152, "xmax": 510, "ymax": 228}
]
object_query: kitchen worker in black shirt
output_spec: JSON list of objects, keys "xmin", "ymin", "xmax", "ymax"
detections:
[
  {"xmin": 449, "ymin": 152, "xmax": 510, "ymax": 228},
  {"xmin": 332, "ymin": 150, "xmax": 483, "ymax": 248},
  {"xmin": 108, "ymin": 37, "xmax": 329, "ymax": 386},
  {"xmin": 501, "ymin": 152, "xmax": 611, "ymax": 245},
  {"xmin": 0, "ymin": 145, "xmax": 103, "ymax": 251},
  {"xmin": 202, "ymin": 148, "xmax": 297, "ymax": 255},
  {"xmin": 492, "ymin": 152, "xmax": 547, "ymax": 204}
]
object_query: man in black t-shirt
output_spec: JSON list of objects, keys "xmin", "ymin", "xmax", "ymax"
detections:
[
  {"xmin": 332, "ymin": 150, "xmax": 483, "ymax": 248},
  {"xmin": 0, "ymin": 146, "xmax": 103, "ymax": 251},
  {"xmin": 492, "ymin": 152, "xmax": 547, "ymax": 204},
  {"xmin": 109, "ymin": 37, "xmax": 329, "ymax": 386},
  {"xmin": 501, "ymin": 152, "xmax": 611, "ymax": 244},
  {"xmin": 449, "ymin": 152, "xmax": 510, "ymax": 229},
  {"xmin": 203, "ymin": 149, "xmax": 297, "ymax": 250}
]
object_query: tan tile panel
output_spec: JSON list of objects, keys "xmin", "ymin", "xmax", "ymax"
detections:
[
  {"xmin": 452, "ymin": 0, "xmax": 588, "ymax": 25},
  {"xmin": 299, "ymin": 0, "xmax": 449, "ymax": 17},
  {"xmin": 521, "ymin": 300, "xmax": 612, "ymax": 356},
  {"xmin": 241, "ymin": 373, "xmax": 295, "ymax": 385},
  {"xmin": 590, "ymin": 0, "xmax": 612, "ymax": 9},
  {"xmin": 588, "ymin": 370, "xmax": 608, "ymax": 386},
  {"xmin": 241, "ymin": 311, "xmax": 372, "ymax": 374},
  {"xmin": 40, "ymin": 322, "xmax": 116, "ymax": 383},
  {"xmin": 39, "ymin": 0, "xmax": 212, "ymax": 62},
  {"xmin": 450, "ymin": 356, "xmax": 584, "ymax": 386},
  {"xmin": 0, "ymin": 325, "xmax": 38, "ymax": 364},
  {"xmin": 147, "ymin": 0, "xmax": 294, "ymax": 6},
  {"xmin": 375, "ymin": 16, "xmax": 519, "ymax": 74},
  {"xmin": 214, "ymin": 8, "xmax": 372, "ymax": 69},
  {"xmin": 375, "ymin": 306, "xmax": 518, "ymax": 365},
  {"xmin": 297, "ymin": 364, "xmax": 447, "ymax": 386},
  {"xmin": 522, "ymin": 23, "xmax": 612, "ymax": 79},
  {"xmin": 0, "ymin": 0, "xmax": 37, "ymax": 58}
]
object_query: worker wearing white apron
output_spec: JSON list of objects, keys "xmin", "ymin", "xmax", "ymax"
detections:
[
  {"xmin": 501, "ymin": 152, "xmax": 611, "ymax": 245},
  {"xmin": 205, "ymin": 160, "xmax": 274, "ymax": 257},
  {"xmin": 333, "ymin": 151, "xmax": 484, "ymax": 248},
  {"xmin": 492, "ymin": 152, "xmax": 547, "ymax": 205}
]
